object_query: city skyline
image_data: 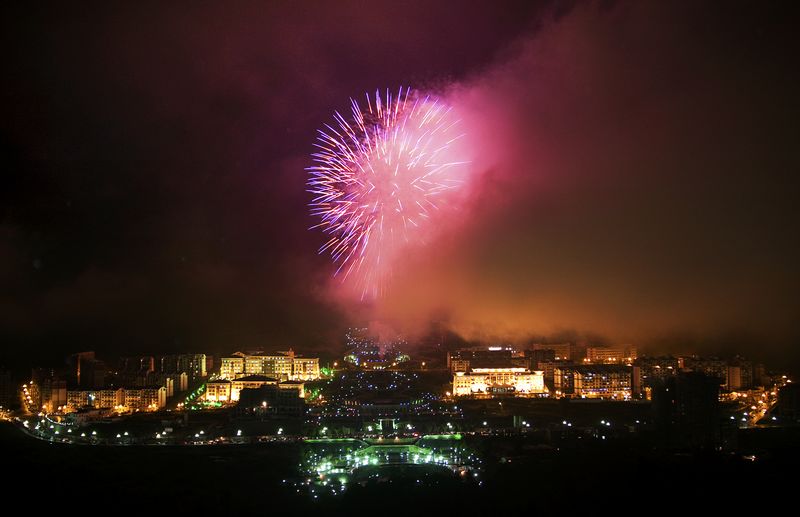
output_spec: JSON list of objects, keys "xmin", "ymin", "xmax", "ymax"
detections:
[
  {"xmin": 3, "ymin": 2, "xmax": 799, "ymax": 511},
  {"xmin": 3, "ymin": 327, "xmax": 797, "ymax": 511}
]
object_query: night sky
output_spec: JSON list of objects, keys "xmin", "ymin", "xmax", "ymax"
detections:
[{"xmin": 2, "ymin": 1, "xmax": 798, "ymax": 370}]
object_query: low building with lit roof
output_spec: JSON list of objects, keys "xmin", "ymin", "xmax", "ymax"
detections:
[{"xmin": 453, "ymin": 367, "xmax": 546, "ymax": 397}]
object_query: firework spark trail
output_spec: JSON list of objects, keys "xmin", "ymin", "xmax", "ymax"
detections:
[{"xmin": 307, "ymin": 87, "xmax": 468, "ymax": 299}]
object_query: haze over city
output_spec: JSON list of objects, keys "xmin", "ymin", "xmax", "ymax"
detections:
[{"xmin": 3, "ymin": 2, "xmax": 799, "ymax": 371}]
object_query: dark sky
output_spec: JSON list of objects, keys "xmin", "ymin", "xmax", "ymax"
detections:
[{"xmin": 2, "ymin": 1, "xmax": 799, "ymax": 370}]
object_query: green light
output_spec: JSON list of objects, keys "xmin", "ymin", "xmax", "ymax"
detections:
[{"xmin": 419, "ymin": 433, "xmax": 461, "ymax": 440}]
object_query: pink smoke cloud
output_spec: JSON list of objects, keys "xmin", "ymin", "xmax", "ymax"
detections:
[{"xmin": 328, "ymin": 2, "xmax": 799, "ymax": 351}]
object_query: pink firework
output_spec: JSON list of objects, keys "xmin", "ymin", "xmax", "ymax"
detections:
[{"xmin": 307, "ymin": 87, "xmax": 467, "ymax": 299}]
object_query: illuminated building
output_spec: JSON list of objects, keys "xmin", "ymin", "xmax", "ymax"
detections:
[
  {"xmin": 64, "ymin": 387, "xmax": 161, "ymax": 411},
  {"xmin": 205, "ymin": 380, "xmax": 232, "ymax": 402},
  {"xmin": 65, "ymin": 388, "xmax": 119, "ymax": 411},
  {"xmin": 67, "ymin": 390, "xmax": 90, "ymax": 409},
  {"xmin": 727, "ymin": 358, "xmax": 754, "ymax": 390},
  {"xmin": 554, "ymin": 364, "xmax": 632, "ymax": 399},
  {"xmin": 261, "ymin": 354, "xmax": 294, "ymax": 380},
  {"xmin": 123, "ymin": 387, "xmax": 167, "ymax": 410},
  {"xmin": 220, "ymin": 355, "xmax": 245, "ymax": 380},
  {"xmin": 205, "ymin": 376, "xmax": 304, "ymax": 402},
  {"xmin": 452, "ymin": 367, "xmax": 546, "ymax": 397},
  {"xmin": 95, "ymin": 388, "xmax": 124, "ymax": 408},
  {"xmin": 727, "ymin": 365, "xmax": 744, "ymax": 391},
  {"xmin": 585, "ymin": 345, "xmax": 637, "ymax": 364},
  {"xmin": 245, "ymin": 355, "xmax": 267, "ymax": 375},
  {"xmin": 292, "ymin": 358, "xmax": 320, "ymax": 381},
  {"xmin": 219, "ymin": 350, "xmax": 319, "ymax": 381}
]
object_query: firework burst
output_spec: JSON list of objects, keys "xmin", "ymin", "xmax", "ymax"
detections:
[{"xmin": 307, "ymin": 87, "xmax": 468, "ymax": 299}]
